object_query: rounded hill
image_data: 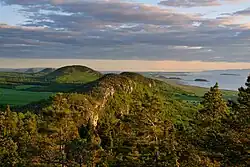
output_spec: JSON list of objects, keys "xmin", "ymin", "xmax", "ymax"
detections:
[
  {"xmin": 44, "ymin": 65, "xmax": 102, "ymax": 83},
  {"xmin": 38, "ymin": 68, "xmax": 56, "ymax": 74},
  {"xmin": 25, "ymin": 68, "xmax": 41, "ymax": 73}
]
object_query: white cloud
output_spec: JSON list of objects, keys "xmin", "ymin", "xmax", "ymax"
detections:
[
  {"xmin": 0, "ymin": 0, "xmax": 250, "ymax": 62},
  {"xmin": 172, "ymin": 46, "xmax": 203, "ymax": 50}
]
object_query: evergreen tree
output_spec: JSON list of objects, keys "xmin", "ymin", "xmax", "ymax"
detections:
[
  {"xmin": 197, "ymin": 78, "xmax": 250, "ymax": 166},
  {"xmin": 237, "ymin": 75, "xmax": 250, "ymax": 124},
  {"xmin": 227, "ymin": 75, "xmax": 250, "ymax": 166},
  {"xmin": 0, "ymin": 107, "xmax": 20, "ymax": 166},
  {"xmin": 66, "ymin": 139, "xmax": 91, "ymax": 167},
  {"xmin": 200, "ymin": 83, "xmax": 228, "ymax": 120},
  {"xmin": 0, "ymin": 137, "xmax": 20, "ymax": 166}
]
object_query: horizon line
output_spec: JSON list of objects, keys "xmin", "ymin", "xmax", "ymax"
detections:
[{"xmin": 0, "ymin": 58, "xmax": 250, "ymax": 72}]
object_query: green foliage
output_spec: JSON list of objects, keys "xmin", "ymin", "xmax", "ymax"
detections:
[
  {"xmin": 0, "ymin": 67, "xmax": 249, "ymax": 166},
  {"xmin": 200, "ymin": 83, "xmax": 229, "ymax": 119},
  {"xmin": 237, "ymin": 75, "xmax": 250, "ymax": 122},
  {"xmin": 0, "ymin": 137, "xmax": 19, "ymax": 166}
]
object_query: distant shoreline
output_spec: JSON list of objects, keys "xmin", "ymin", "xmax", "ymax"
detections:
[
  {"xmin": 152, "ymin": 76, "xmax": 238, "ymax": 92},
  {"xmin": 220, "ymin": 73, "xmax": 241, "ymax": 76}
]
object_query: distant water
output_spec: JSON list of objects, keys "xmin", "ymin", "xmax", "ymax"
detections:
[{"xmin": 153, "ymin": 69, "xmax": 250, "ymax": 91}]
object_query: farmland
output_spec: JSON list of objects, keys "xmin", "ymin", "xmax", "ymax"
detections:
[{"xmin": 0, "ymin": 87, "xmax": 52, "ymax": 106}]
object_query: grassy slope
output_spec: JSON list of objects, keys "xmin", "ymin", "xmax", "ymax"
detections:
[
  {"xmin": 54, "ymin": 71, "xmax": 100, "ymax": 83},
  {"xmin": 44, "ymin": 65, "xmax": 102, "ymax": 84}
]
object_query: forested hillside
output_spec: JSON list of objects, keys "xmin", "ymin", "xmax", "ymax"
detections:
[{"xmin": 0, "ymin": 69, "xmax": 249, "ymax": 166}]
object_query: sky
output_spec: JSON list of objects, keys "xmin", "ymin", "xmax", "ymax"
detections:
[{"xmin": 0, "ymin": 0, "xmax": 250, "ymax": 71}]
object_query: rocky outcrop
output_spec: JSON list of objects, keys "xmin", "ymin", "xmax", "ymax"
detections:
[
  {"xmin": 24, "ymin": 72, "xmax": 157, "ymax": 130},
  {"xmin": 71, "ymin": 72, "xmax": 157, "ymax": 128}
]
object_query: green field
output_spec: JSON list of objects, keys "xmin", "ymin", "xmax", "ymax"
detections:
[
  {"xmin": 0, "ymin": 88, "xmax": 52, "ymax": 106},
  {"xmin": 15, "ymin": 85, "xmax": 40, "ymax": 90}
]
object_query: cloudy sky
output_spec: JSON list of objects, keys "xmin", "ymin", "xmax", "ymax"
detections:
[{"xmin": 0, "ymin": 0, "xmax": 250, "ymax": 71}]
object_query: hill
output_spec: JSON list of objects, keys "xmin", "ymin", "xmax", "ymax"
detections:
[
  {"xmin": 44, "ymin": 65, "xmax": 102, "ymax": 83},
  {"xmin": 25, "ymin": 68, "xmax": 43, "ymax": 73},
  {"xmin": 38, "ymin": 68, "xmax": 56, "ymax": 74},
  {"xmin": 18, "ymin": 72, "xmax": 194, "ymax": 121},
  {"xmin": 74, "ymin": 72, "xmax": 154, "ymax": 93}
]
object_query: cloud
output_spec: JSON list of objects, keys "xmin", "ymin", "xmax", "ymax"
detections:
[
  {"xmin": 233, "ymin": 8, "xmax": 250, "ymax": 16},
  {"xmin": 0, "ymin": 24, "xmax": 45, "ymax": 30},
  {"xmin": 159, "ymin": 0, "xmax": 220, "ymax": 7},
  {"xmin": 27, "ymin": 1, "xmax": 199, "ymax": 29},
  {"xmin": 1, "ymin": 24, "xmax": 249, "ymax": 62},
  {"xmin": 158, "ymin": 0, "xmax": 248, "ymax": 7},
  {"xmin": 0, "ymin": 0, "xmax": 250, "ymax": 62},
  {"xmin": 172, "ymin": 46, "xmax": 203, "ymax": 50}
]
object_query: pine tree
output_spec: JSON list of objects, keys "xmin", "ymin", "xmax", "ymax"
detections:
[
  {"xmin": 200, "ymin": 83, "xmax": 228, "ymax": 120},
  {"xmin": 0, "ymin": 107, "xmax": 20, "ymax": 166},
  {"xmin": 0, "ymin": 137, "xmax": 20, "ymax": 166},
  {"xmin": 237, "ymin": 75, "xmax": 250, "ymax": 124},
  {"xmin": 38, "ymin": 94, "xmax": 79, "ymax": 166},
  {"xmin": 221, "ymin": 75, "xmax": 250, "ymax": 166},
  {"xmin": 66, "ymin": 139, "xmax": 92, "ymax": 167}
]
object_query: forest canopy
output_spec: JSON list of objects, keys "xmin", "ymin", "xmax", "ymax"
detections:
[{"xmin": 0, "ymin": 68, "xmax": 249, "ymax": 167}]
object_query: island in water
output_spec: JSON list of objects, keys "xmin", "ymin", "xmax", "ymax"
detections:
[
  {"xmin": 220, "ymin": 73, "xmax": 241, "ymax": 76},
  {"xmin": 194, "ymin": 78, "xmax": 209, "ymax": 82}
]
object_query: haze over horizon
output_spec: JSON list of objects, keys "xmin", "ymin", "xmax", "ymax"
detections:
[
  {"xmin": 1, "ymin": 58, "xmax": 250, "ymax": 72},
  {"xmin": 1, "ymin": 0, "xmax": 250, "ymax": 71}
]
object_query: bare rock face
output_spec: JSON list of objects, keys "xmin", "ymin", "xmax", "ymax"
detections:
[
  {"xmin": 102, "ymin": 87, "xmax": 115, "ymax": 103},
  {"xmin": 91, "ymin": 114, "xmax": 99, "ymax": 127}
]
